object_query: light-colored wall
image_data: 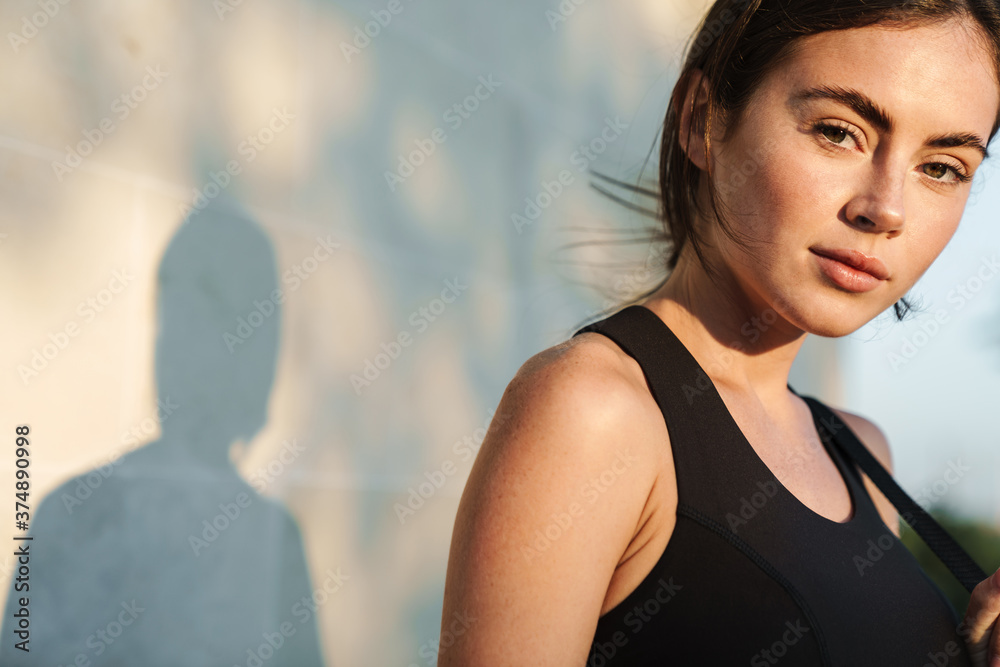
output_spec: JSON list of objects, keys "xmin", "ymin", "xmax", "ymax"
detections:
[{"xmin": 1, "ymin": 0, "xmax": 994, "ymax": 664}]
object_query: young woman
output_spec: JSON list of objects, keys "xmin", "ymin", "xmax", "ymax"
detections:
[{"xmin": 440, "ymin": 1, "xmax": 1000, "ymax": 664}]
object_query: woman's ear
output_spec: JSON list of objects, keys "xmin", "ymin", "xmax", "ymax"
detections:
[{"xmin": 677, "ymin": 69, "xmax": 715, "ymax": 171}]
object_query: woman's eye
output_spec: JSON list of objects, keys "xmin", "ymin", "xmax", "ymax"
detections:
[
  {"xmin": 821, "ymin": 127, "xmax": 850, "ymax": 144},
  {"xmin": 812, "ymin": 122, "xmax": 970, "ymax": 185},
  {"xmin": 924, "ymin": 164, "xmax": 949, "ymax": 180},
  {"xmin": 922, "ymin": 162, "xmax": 972, "ymax": 184},
  {"xmin": 815, "ymin": 123, "xmax": 857, "ymax": 148}
]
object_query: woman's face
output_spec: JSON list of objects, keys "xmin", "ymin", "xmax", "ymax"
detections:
[{"xmin": 705, "ymin": 18, "xmax": 1000, "ymax": 337}]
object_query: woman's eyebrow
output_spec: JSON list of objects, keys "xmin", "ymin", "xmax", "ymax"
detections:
[
  {"xmin": 789, "ymin": 84, "xmax": 989, "ymax": 159},
  {"xmin": 926, "ymin": 131, "xmax": 990, "ymax": 160}
]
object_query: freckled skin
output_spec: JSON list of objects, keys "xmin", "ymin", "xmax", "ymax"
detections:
[{"xmin": 692, "ymin": 18, "xmax": 1000, "ymax": 338}]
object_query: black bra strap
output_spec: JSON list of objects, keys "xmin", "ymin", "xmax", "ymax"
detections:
[
  {"xmin": 576, "ymin": 305, "xmax": 988, "ymax": 593},
  {"xmin": 799, "ymin": 394, "xmax": 987, "ymax": 594}
]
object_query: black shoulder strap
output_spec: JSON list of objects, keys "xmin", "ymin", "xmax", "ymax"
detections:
[{"xmin": 798, "ymin": 394, "xmax": 987, "ymax": 594}]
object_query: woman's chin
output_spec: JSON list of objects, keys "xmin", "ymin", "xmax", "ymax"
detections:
[
  {"xmin": 792, "ymin": 302, "xmax": 889, "ymax": 338},
  {"xmin": 802, "ymin": 320, "xmax": 865, "ymax": 338}
]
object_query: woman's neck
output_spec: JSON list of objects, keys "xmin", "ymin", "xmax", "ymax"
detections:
[{"xmin": 639, "ymin": 246, "xmax": 809, "ymax": 408}]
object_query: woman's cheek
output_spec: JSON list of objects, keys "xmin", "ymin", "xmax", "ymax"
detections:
[{"xmin": 911, "ymin": 205, "xmax": 963, "ymax": 268}]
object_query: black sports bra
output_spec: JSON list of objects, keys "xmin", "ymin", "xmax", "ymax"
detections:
[{"xmin": 573, "ymin": 305, "xmax": 973, "ymax": 666}]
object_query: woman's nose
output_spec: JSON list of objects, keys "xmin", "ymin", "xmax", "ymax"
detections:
[{"xmin": 843, "ymin": 160, "xmax": 906, "ymax": 237}]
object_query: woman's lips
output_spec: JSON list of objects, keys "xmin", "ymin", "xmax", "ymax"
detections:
[{"xmin": 810, "ymin": 247, "xmax": 889, "ymax": 293}]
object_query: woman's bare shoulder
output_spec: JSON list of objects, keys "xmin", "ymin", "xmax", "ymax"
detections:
[
  {"xmin": 439, "ymin": 331, "xmax": 672, "ymax": 664},
  {"xmin": 496, "ymin": 330, "xmax": 672, "ymax": 459},
  {"xmin": 510, "ymin": 329, "xmax": 652, "ymax": 402},
  {"xmin": 482, "ymin": 329, "xmax": 670, "ymax": 519}
]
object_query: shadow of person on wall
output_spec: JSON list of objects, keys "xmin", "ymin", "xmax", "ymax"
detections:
[{"xmin": 0, "ymin": 198, "xmax": 326, "ymax": 666}]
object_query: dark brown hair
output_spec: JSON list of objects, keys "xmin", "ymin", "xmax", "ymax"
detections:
[{"xmin": 575, "ymin": 0, "xmax": 1000, "ymax": 331}]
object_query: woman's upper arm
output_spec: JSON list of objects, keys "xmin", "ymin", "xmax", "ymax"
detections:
[{"xmin": 439, "ymin": 342, "xmax": 661, "ymax": 666}]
